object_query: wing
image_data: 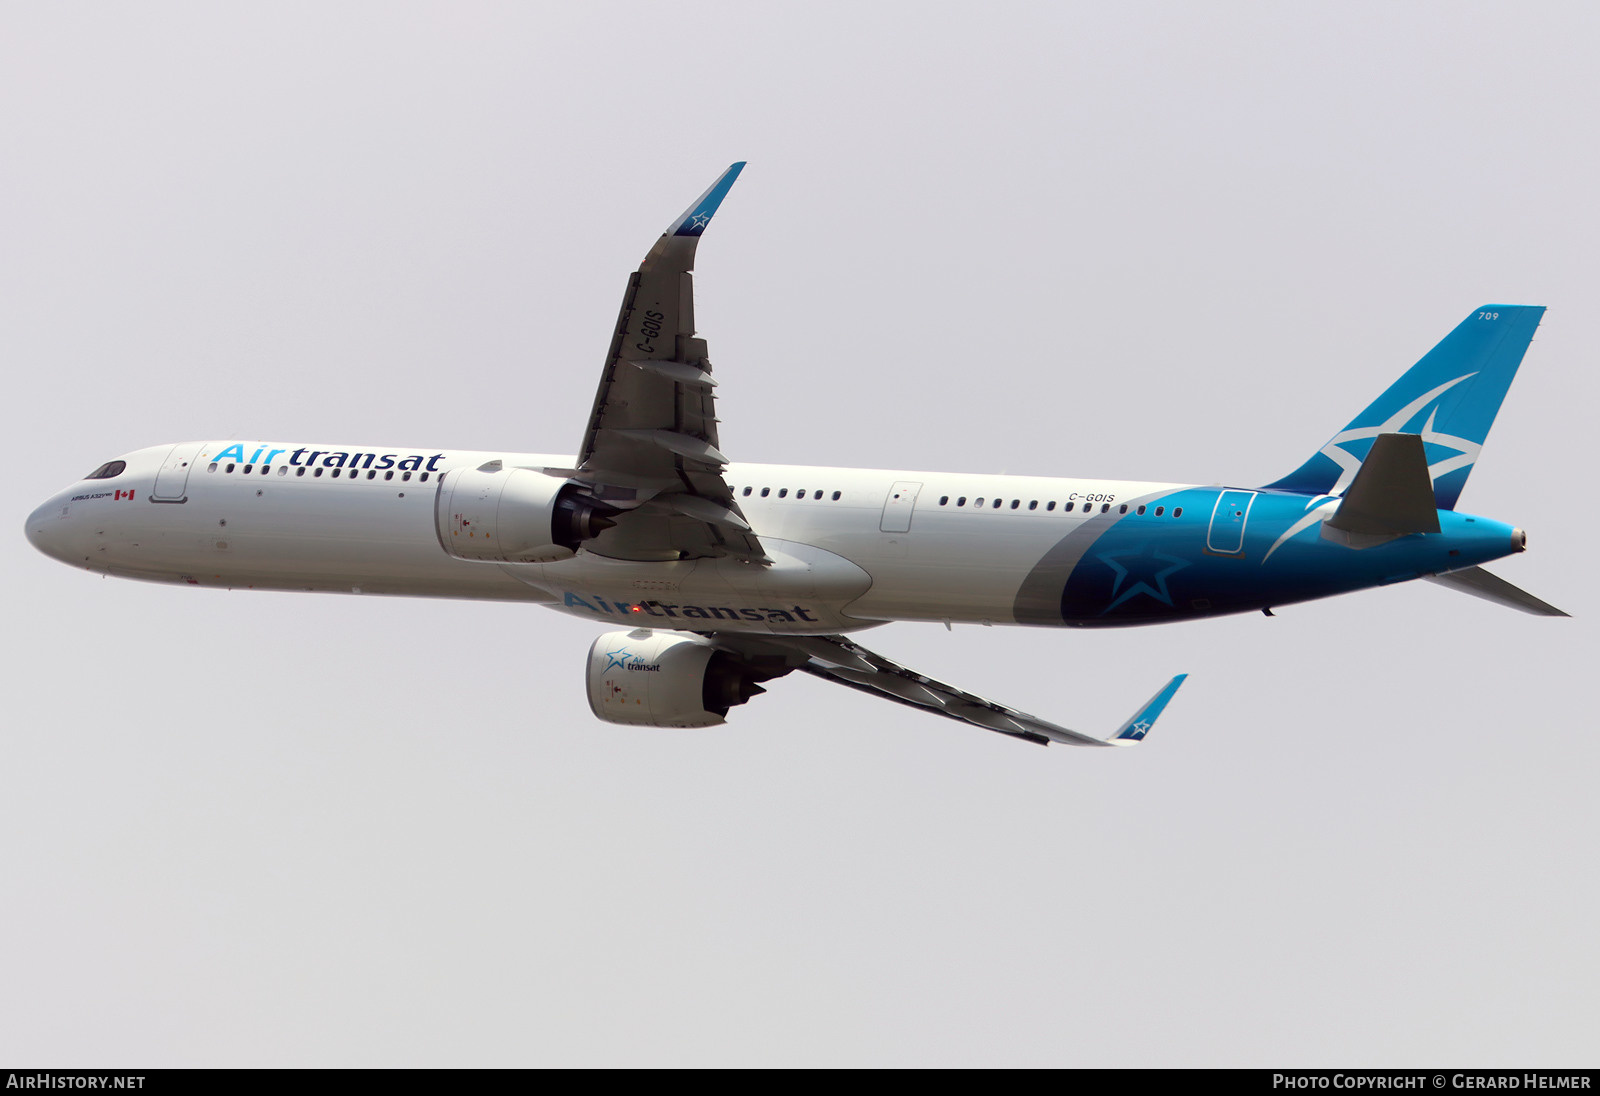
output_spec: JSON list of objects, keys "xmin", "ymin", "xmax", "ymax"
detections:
[
  {"xmin": 574, "ymin": 163, "xmax": 765, "ymax": 563},
  {"xmin": 705, "ymin": 632, "xmax": 1188, "ymax": 747}
]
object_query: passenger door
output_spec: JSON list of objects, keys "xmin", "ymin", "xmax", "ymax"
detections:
[{"xmin": 151, "ymin": 442, "xmax": 207, "ymax": 502}]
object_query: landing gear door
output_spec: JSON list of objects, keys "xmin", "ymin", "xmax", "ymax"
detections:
[
  {"xmin": 1206, "ymin": 490, "xmax": 1257, "ymax": 556},
  {"xmin": 880, "ymin": 481, "xmax": 923, "ymax": 533},
  {"xmin": 152, "ymin": 442, "xmax": 206, "ymax": 503}
]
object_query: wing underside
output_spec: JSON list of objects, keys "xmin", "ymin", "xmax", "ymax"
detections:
[
  {"xmin": 574, "ymin": 163, "xmax": 765, "ymax": 563},
  {"xmin": 704, "ymin": 632, "xmax": 1187, "ymax": 747}
]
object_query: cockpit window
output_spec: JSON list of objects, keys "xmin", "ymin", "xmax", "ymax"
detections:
[{"xmin": 85, "ymin": 460, "xmax": 126, "ymax": 480}]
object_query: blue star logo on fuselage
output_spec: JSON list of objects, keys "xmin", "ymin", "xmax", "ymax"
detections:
[
  {"xmin": 1096, "ymin": 543, "xmax": 1191, "ymax": 614},
  {"xmin": 604, "ymin": 647, "xmax": 634, "ymax": 672}
]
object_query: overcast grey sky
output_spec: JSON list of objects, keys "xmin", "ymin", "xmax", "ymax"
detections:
[{"xmin": 4, "ymin": 1, "xmax": 1596, "ymax": 1066}]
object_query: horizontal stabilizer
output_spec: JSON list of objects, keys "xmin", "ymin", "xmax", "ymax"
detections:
[
  {"xmin": 1324, "ymin": 432, "xmax": 1440, "ymax": 544},
  {"xmin": 1425, "ymin": 566, "xmax": 1570, "ymax": 617}
]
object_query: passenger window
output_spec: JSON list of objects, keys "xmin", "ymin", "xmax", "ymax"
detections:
[
  {"xmin": 85, "ymin": 460, "xmax": 127, "ymax": 480},
  {"xmin": 992, "ymin": 498, "xmax": 1001, "ymax": 509},
  {"xmin": 1101, "ymin": 503, "xmax": 1110, "ymax": 513},
  {"xmin": 760, "ymin": 487, "xmax": 770, "ymax": 497},
  {"xmin": 385, "ymin": 470, "xmax": 394, "ymax": 480},
  {"xmin": 1065, "ymin": 502, "xmax": 1075, "ymax": 512},
  {"xmin": 420, "ymin": 473, "xmax": 430, "ymax": 482},
  {"xmin": 208, "ymin": 463, "xmax": 218, "ymax": 473},
  {"xmin": 778, "ymin": 488, "xmax": 788, "ymax": 498},
  {"xmin": 367, "ymin": 470, "xmax": 376, "ymax": 479},
  {"xmin": 226, "ymin": 463, "xmax": 236, "ymax": 473},
  {"xmin": 939, "ymin": 496, "xmax": 949, "ymax": 506},
  {"xmin": 314, "ymin": 467, "xmax": 323, "ymax": 477},
  {"xmin": 796, "ymin": 488, "xmax": 805, "ymax": 498},
  {"xmin": 1173, "ymin": 507, "xmax": 1183, "ymax": 517},
  {"xmin": 813, "ymin": 490, "xmax": 823, "ymax": 500},
  {"xmin": 1010, "ymin": 500, "xmax": 1019, "ymax": 509},
  {"xmin": 1119, "ymin": 504, "xmax": 1128, "ymax": 514},
  {"xmin": 742, "ymin": 487, "xmax": 752, "ymax": 496},
  {"xmin": 1136, "ymin": 505, "xmax": 1145, "ymax": 515},
  {"xmin": 975, "ymin": 497, "xmax": 984, "ymax": 508},
  {"xmin": 1155, "ymin": 506, "xmax": 1164, "ymax": 516},
  {"xmin": 278, "ymin": 466, "xmax": 287, "ymax": 476},
  {"xmin": 402, "ymin": 471, "xmax": 411, "ymax": 481},
  {"xmin": 1028, "ymin": 500, "xmax": 1037, "ymax": 510},
  {"xmin": 243, "ymin": 465, "xmax": 253, "ymax": 474},
  {"xmin": 296, "ymin": 467, "xmax": 306, "ymax": 477},
  {"xmin": 957, "ymin": 497, "xmax": 966, "ymax": 507},
  {"xmin": 1046, "ymin": 501, "xmax": 1055, "ymax": 511},
  {"xmin": 831, "ymin": 491, "xmax": 840, "ymax": 500}
]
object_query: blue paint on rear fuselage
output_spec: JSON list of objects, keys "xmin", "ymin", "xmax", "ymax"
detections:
[{"xmin": 1059, "ymin": 488, "xmax": 1519, "ymax": 626}]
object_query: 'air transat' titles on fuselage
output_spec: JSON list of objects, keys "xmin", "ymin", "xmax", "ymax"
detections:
[
  {"xmin": 210, "ymin": 444, "xmax": 446, "ymax": 472},
  {"xmin": 560, "ymin": 591, "xmax": 821, "ymax": 623}
]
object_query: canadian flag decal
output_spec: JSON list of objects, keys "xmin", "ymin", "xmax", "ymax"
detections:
[{"xmin": 114, "ymin": 489, "xmax": 136, "ymax": 501}]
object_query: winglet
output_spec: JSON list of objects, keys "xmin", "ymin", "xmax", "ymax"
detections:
[
  {"xmin": 1110, "ymin": 674, "xmax": 1188, "ymax": 745},
  {"xmin": 666, "ymin": 162, "xmax": 746, "ymax": 238}
]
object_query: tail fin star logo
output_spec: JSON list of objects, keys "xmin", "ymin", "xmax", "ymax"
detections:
[{"xmin": 1320, "ymin": 373, "xmax": 1480, "ymax": 496}]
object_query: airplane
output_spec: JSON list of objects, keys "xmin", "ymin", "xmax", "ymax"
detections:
[{"xmin": 23, "ymin": 163, "xmax": 1567, "ymax": 748}]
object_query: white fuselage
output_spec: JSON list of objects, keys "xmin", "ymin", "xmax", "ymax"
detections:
[{"xmin": 28, "ymin": 440, "xmax": 1185, "ymax": 635}]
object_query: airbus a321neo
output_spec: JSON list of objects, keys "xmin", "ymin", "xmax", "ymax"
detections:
[{"xmin": 25, "ymin": 164, "xmax": 1566, "ymax": 747}]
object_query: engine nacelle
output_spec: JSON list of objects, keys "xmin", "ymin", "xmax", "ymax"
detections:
[
  {"xmin": 435, "ymin": 466, "xmax": 615, "ymax": 563},
  {"xmin": 586, "ymin": 630, "xmax": 777, "ymax": 728}
]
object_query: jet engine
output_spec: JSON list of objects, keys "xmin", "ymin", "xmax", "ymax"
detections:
[
  {"xmin": 586, "ymin": 630, "xmax": 788, "ymax": 727},
  {"xmin": 435, "ymin": 465, "xmax": 617, "ymax": 563}
]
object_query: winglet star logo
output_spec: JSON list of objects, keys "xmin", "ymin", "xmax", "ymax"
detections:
[{"xmin": 1125, "ymin": 720, "xmax": 1153, "ymax": 740}]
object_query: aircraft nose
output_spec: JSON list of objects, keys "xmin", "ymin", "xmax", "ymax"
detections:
[{"xmin": 24, "ymin": 496, "xmax": 76, "ymax": 563}]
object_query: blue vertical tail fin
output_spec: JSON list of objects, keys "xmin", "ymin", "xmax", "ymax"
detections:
[{"xmin": 1263, "ymin": 305, "xmax": 1545, "ymax": 510}]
